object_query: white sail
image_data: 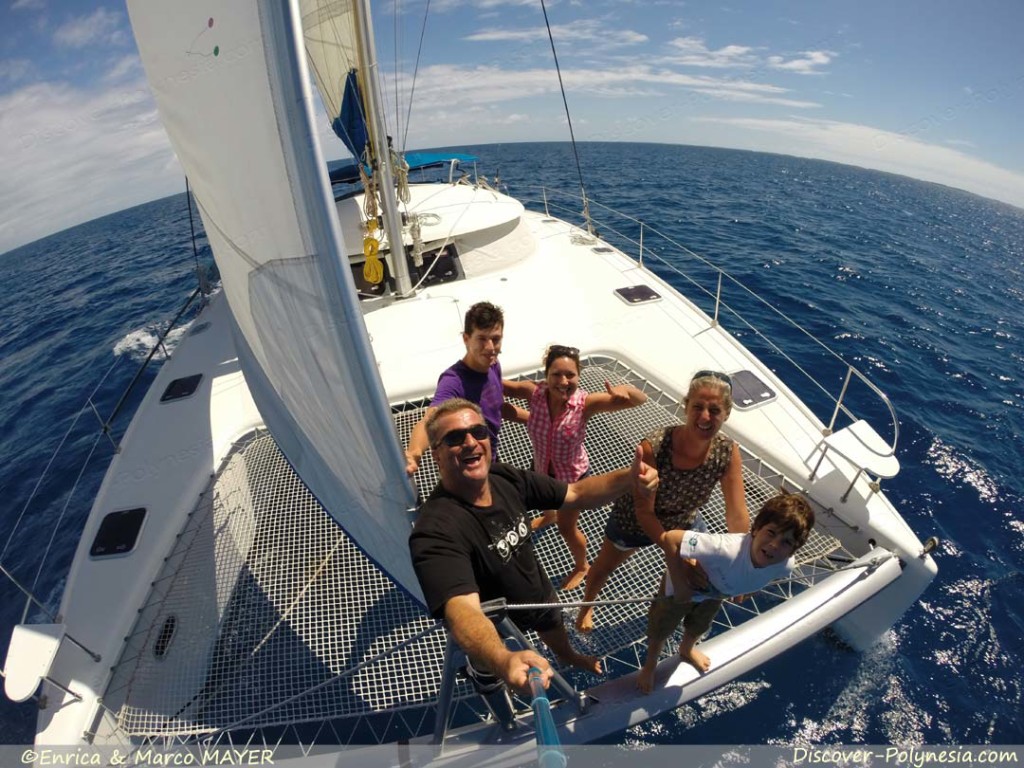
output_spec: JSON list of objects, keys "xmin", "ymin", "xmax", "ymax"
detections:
[
  {"xmin": 126, "ymin": 0, "xmax": 421, "ymax": 600},
  {"xmin": 299, "ymin": 0, "xmax": 360, "ymax": 143}
]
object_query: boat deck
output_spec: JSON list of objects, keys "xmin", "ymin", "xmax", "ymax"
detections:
[{"xmin": 96, "ymin": 357, "xmax": 857, "ymax": 745}]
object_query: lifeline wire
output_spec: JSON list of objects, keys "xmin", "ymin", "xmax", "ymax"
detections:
[{"xmin": 540, "ymin": 0, "xmax": 592, "ymax": 233}]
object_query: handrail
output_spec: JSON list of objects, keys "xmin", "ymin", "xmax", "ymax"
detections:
[
  {"xmin": 829, "ymin": 366, "xmax": 899, "ymax": 456},
  {"xmin": 517, "ymin": 184, "xmax": 899, "ymax": 451}
]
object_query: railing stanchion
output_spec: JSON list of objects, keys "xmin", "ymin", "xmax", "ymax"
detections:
[
  {"xmin": 638, "ymin": 223, "xmax": 644, "ymax": 267},
  {"xmin": 712, "ymin": 271, "xmax": 723, "ymax": 327}
]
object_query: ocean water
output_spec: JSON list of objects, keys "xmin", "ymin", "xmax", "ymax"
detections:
[{"xmin": 1, "ymin": 142, "xmax": 1022, "ymax": 745}]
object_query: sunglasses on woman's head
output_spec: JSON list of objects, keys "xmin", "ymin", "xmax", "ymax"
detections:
[
  {"xmin": 548, "ymin": 344, "xmax": 579, "ymax": 358},
  {"xmin": 434, "ymin": 423, "xmax": 490, "ymax": 448},
  {"xmin": 693, "ymin": 369, "xmax": 732, "ymax": 389}
]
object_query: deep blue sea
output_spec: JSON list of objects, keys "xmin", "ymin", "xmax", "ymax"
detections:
[{"xmin": 1, "ymin": 142, "xmax": 1022, "ymax": 745}]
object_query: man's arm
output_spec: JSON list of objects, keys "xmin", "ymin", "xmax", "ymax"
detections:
[
  {"xmin": 444, "ymin": 593, "xmax": 553, "ymax": 690},
  {"xmin": 405, "ymin": 406, "xmax": 437, "ymax": 476},
  {"xmin": 559, "ymin": 444, "xmax": 657, "ymax": 514}
]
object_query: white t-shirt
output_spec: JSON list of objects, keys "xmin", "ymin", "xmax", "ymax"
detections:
[{"xmin": 666, "ymin": 530, "xmax": 794, "ymax": 602}]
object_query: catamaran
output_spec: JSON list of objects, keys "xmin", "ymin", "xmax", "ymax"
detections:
[{"xmin": 2, "ymin": 0, "xmax": 937, "ymax": 762}]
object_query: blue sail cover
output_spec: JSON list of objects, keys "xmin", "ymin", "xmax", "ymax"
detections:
[
  {"xmin": 327, "ymin": 151, "xmax": 479, "ymax": 185},
  {"xmin": 333, "ymin": 69, "xmax": 368, "ymax": 159}
]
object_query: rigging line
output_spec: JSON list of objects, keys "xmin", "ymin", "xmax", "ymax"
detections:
[
  {"xmin": 0, "ymin": 352, "xmax": 125, "ymax": 562},
  {"xmin": 185, "ymin": 178, "xmax": 207, "ymax": 295},
  {"xmin": 540, "ymin": 0, "xmax": 592, "ymax": 234},
  {"xmin": 394, "ymin": 0, "xmax": 401, "ymax": 150},
  {"xmin": 28, "ymin": 425, "xmax": 107, "ymax": 600},
  {"xmin": 402, "ymin": 0, "xmax": 431, "ymax": 151}
]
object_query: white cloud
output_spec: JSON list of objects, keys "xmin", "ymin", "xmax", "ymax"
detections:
[
  {"xmin": 666, "ymin": 37, "xmax": 759, "ymax": 69},
  {"xmin": 103, "ymin": 54, "xmax": 141, "ymax": 83},
  {"xmin": 53, "ymin": 8, "xmax": 126, "ymax": 49},
  {"xmin": 0, "ymin": 77, "xmax": 181, "ymax": 253},
  {"xmin": 767, "ymin": 50, "xmax": 836, "ymax": 75},
  {"xmin": 404, "ymin": 62, "xmax": 816, "ymax": 111},
  {"xmin": 0, "ymin": 59, "xmax": 33, "ymax": 84},
  {"xmin": 430, "ymin": 0, "xmax": 541, "ymax": 11},
  {"xmin": 12, "ymin": 0, "xmax": 46, "ymax": 10},
  {"xmin": 691, "ymin": 116, "xmax": 1024, "ymax": 208},
  {"xmin": 465, "ymin": 20, "xmax": 646, "ymax": 46}
]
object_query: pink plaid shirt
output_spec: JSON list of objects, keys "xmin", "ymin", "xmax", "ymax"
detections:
[{"xmin": 527, "ymin": 383, "xmax": 590, "ymax": 482}]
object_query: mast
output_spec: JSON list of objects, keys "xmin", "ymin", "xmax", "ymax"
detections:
[{"xmin": 352, "ymin": 0, "xmax": 413, "ymax": 296}]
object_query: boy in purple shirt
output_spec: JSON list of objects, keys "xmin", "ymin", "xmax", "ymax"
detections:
[{"xmin": 406, "ymin": 302, "xmax": 521, "ymax": 475}]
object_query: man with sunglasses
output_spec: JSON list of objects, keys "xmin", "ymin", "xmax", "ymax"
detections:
[
  {"xmin": 409, "ymin": 398, "xmax": 658, "ymax": 691},
  {"xmin": 405, "ymin": 301, "xmax": 522, "ymax": 477}
]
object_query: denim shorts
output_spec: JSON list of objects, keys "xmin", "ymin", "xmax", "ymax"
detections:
[{"xmin": 604, "ymin": 514, "xmax": 654, "ymax": 551}]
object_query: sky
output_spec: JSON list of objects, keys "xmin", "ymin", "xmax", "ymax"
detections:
[{"xmin": 1, "ymin": 0, "xmax": 1022, "ymax": 255}]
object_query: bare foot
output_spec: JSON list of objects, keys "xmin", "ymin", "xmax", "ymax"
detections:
[
  {"xmin": 531, "ymin": 511, "xmax": 557, "ymax": 531},
  {"xmin": 560, "ymin": 566, "xmax": 589, "ymax": 591},
  {"xmin": 680, "ymin": 645, "xmax": 711, "ymax": 673},
  {"xmin": 575, "ymin": 607, "xmax": 594, "ymax": 633},
  {"xmin": 561, "ymin": 652, "xmax": 601, "ymax": 675},
  {"xmin": 636, "ymin": 664, "xmax": 656, "ymax": 694}
]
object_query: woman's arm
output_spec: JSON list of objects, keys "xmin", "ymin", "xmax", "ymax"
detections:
[
  {"xmin": 583, "ymin": 382, "xmax": 648, "ymax": 419},
  {"xmin": 721, "ymin": 441, "xmax": 750, "ymax": 533},
  {"xmin": 630, "ymin": 439, "xmax": 668, "ymax": 544}
]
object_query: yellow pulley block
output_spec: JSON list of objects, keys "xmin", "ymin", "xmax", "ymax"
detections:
[{"xmin": 363, "ymin": 236, "xmax": 383, "ymax": 284}]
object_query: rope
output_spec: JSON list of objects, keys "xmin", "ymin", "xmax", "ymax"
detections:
[{"xmin": 539, "ymin": 0, "xmax": 592, "ymax": 235}]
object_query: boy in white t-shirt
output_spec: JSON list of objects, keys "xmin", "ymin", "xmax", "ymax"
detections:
[{"xmin": 637, "ymin": 492, "xmax": 815, "ymax": 693}]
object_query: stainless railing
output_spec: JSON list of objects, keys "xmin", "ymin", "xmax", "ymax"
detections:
[{"xmin": 531, "ymin": 184, "xmax": 899, "ymax": 454}]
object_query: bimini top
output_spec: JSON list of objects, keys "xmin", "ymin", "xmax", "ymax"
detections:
[{"xmin": 327, "ymin": 151, "xmax": 479, "ymax": 185}]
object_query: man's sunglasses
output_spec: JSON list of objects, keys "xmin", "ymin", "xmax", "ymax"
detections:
[{"xmin": 433, "ymin": 423, "xmax": 490, "ymax": 448}]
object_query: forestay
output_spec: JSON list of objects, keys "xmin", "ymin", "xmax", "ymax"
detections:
[{"xmin": 126, "ymin": 1, "xmax": 421, "ymax": 600}]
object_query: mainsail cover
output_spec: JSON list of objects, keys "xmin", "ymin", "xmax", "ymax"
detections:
[
  {"xmin": 299, "ymin": 0, "xmax": 367, "ymax": 157},
  {"xmin": 126, "ymin": 1, "xmax": 422, "ymax": 600}
]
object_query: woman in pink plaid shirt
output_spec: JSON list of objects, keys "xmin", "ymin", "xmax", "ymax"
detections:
[{"xmin": 505, "ymin": 345, "xmax": 648, "ymax": 590}]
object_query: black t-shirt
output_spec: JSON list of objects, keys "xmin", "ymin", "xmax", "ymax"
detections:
[{"xmin": 409, "ymin": 463, "xmax": 569, "ymax": 620}]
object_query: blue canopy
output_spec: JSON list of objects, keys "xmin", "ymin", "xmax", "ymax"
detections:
[{"xmin": 327, "ymin": 152, "xmax": 479, "ymax": 186}]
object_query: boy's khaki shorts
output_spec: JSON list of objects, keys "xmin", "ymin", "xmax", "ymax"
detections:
[{"xmin": 647, "ymin": 593, "xmax": 723, "ymax": 644}]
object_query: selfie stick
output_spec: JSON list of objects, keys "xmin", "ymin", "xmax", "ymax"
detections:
[{"xmin": 528, "ymin": 666, "xmax": 567, "ymax": 768}]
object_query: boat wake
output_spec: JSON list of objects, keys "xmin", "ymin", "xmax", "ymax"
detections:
[{"xmin": 113, "ymin": 322, "xmax": 190, "ymax": 362}]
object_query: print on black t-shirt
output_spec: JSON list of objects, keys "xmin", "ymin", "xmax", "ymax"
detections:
[{"xmin": 482, "ymin": 511, "xmax": 530, "ymax": 563}]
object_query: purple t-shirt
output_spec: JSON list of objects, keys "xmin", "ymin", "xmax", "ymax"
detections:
[{"xmin": 430, "ymin": 359, "xmax": 504, "ymax": 459}]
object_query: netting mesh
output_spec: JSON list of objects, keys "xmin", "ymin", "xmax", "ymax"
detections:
[{"xmin": 102, "ymin": 356, "xmax": 855, "ymax": 743}]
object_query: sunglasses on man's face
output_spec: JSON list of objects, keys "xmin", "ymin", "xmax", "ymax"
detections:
[{"xmin": 434, "ymin": 423, "xmax": 490, "ymax": 448}]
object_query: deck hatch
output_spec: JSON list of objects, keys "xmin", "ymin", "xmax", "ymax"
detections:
[
  {"xmin": 89, "ymin": 507, "xmax": 146, "ymax": 558},
  {"xmin": 730, "ymin": 369, "xmax": 777, "ymax": 410},
  {"xmin": 614, "ymin": 285, "xmax": 661, "ymax": 304},
  {"xmin": 160, "ymin": 374, "xmax": 203, "ymax": 403}
]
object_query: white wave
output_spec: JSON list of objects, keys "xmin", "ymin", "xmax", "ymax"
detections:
[
  {"xmin": 782, "ymin": 631, "xmax": 931, "ymax": 744},
  {"xmin": 925, "ymin": 436, "xmax": 1000, "ymax": 503},
  {"xmin": 113, "ymin": 322, "xmax": 190, "ymax": 363},
  {"xmin": 625, "ymin": 679, "xmax": 770, "ymax": 744}
]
